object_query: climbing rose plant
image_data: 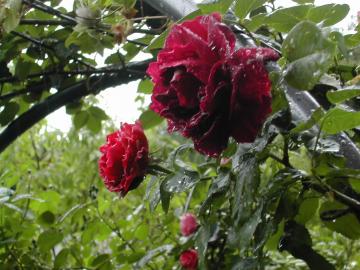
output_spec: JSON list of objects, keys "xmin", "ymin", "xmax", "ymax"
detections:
[{"xmin": 1, "ymin": 0, "xmax": 360, "ymax": 269}]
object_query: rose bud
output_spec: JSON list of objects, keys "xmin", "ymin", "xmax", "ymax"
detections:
[
  {"xmin": 98, "ymin": 121, "xmax": 149, "ymax": 197},
  {"xmin": 111, "ymin": 21, "xmax": 133, "ymax": 44},
  {"xmin": 147, "ymin": 13, "xmax": 279, "ymax": 157},
  {"xmin": 180, "ymin": 249, "xmax": 198, "ymax": 270},
  {"xmin": 180, "ymin": 213, "xmax": 198, "ymax": 236}
]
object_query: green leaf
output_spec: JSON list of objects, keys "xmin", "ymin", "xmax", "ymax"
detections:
[
  {"xmin": 139, "ymin": 109, "xmax": 163, "ymax": 130},
  {"xmin": 135, "ymin": 245, "xmax": 173, "ymax": 269},
  {"xmin": 266, "ymin": 5, "xmax": 311, "ymax": 32},
  {"xmin": 307, "ymin": 4, "xmax": 349, "ymax": 27},
  {"xmin": 37, "ymin": 210, "xmax": 56, "ymax": 225},
  {"xmin": 160, "ymin": 181, "xmax": 171, "ymax": 213},
  {"xmin": 104, "ymin": 52, "xmax": 123, "ymax": 64},
  {"xmin": 294, "ymin": 193, "xmax": 319, "ymax": 224},
  {"xmin": 73, "ymin": 111, "xmax": 89, "ymax": 129},
  {"xmin": 234, "ymin": 0, "xmax": 266, "ymax": 20},
  {"xmin": 123, "ymin": 43, "xmax": 140, "ymax": 62},
  {"xmin": 284, "ymin": 52, "xmax": 333, "ymax": 90},
  {"xmin": 291, "ymin": 0, "xmax": 314, "ymax": 3},
  {"xmin": 162, "ymin": 170, "xmax": 199, "ymax": 194},
  {"xmin": 198, "ymin": 0, "xmax": 233, "ymax": 14},
  {"xmin": 168, "ymin": 144, "xmax": 193, "ymax": 169},
  {"xmin": 137, "ymin": 79, "xmax": 153, "ymax": 94},
  {"xmin": 82, "ymin": 220, "xmax": 112, "ymax": 244},
  {"xmin": 322, "ymin": 108, "xmax": 360, "ymax": 134},
  {"xmin": 232, "ymin": 155, "xmax": 259, "ymax": 223},
  {"xmin": 65, "ymin": 32, "xmax": 103, "ymax": 54},
  {"xmin": 329, "ymin": 31, "xmax": 348, "ymax": 57},
  {"xmin": 146, "ymin": 9, "xmax": 203, "ymax": 51},
  {"xmin": 282, "ymin": 21, "xmax": 336, "ymax": 62},
  {"xmin": 0, "ymin": 102, "xmax": 19, "ymax": 126},
  {"xmin": 54, "ymin": 248, "xmax": 70, "ymax": 269},
  {"xmin": 86, "ymin": 115, "xmax": 102, "ymax": 133},
  {"xmin": 326, "ymin": 88, "xmax": 360, "ymax": 104},
  {"xmin": 149, "ymin": 183, "xmax": 161, "ymax": 212},
  {"xmin": 200, "ymin": 172, "xmax": 230, "ymax": 215},
  {"xmin": 2, "ymin": 0, "xmax": 22, "ymax": 33},
  {"xmin": 195, "ymin": 224, "xmax": 217, "ymax": 268},
  {"xmin": 91, "ymin": 254, "xmax": 110, "ymax": 268},
  {"xmin": 229, "ymin": 205, "xmax": 263, "ymax": 249},
  {"xmin": 320, "ymin": 201, "xmax": 360, "ymax": 239},
  {"xmin": 290, "ymin": 108, "xmax": 324, "ymax": 133},
  {"xmin": 2, "ymin": 202, "xmax": 32, "ymax": 218},
  {"xmin": 38, "ymin": 230, "xmax": 63, "ymax": 252},
  {"xmin": 15, "ymin": 58, "xmax": 33, "ymax": 81},
  {"xmin": 282, "ymin": 21, "xmax": 336, "ymax": 90},
  {"xmin": 66, "ymin": 101, "xmax": 83, "ymax": 115},
  {"xmin": 134, "ymin": 224, "xmax": 149, "ymax": 240},
  {"xmin": 88, "ymin": 106, "xmax": 108, "ymax": 120},
  {"xmin": 58, "ymin": 202, "xmax": 92, "ymax": 223},
  {"xmin": 232, "ymin": 258, "xmax": 258, "ymax": 270},
  {"xmin": 242, "ymin": 13, "xmax": 266, "ymax": 32},
  {"xmin": 30, "ymin": 190, "xmax": 61, "ymax": 214}
]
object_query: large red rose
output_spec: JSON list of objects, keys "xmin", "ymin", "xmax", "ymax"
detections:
[
  {"xmin": 99, "ymin": 121, "xmax": 149, "ymax": 196},
  {"xmin": 147, "ymin": 13, "xmax": 279, "ymax": 157},
  {"xmin": 179, "ymin": 249, "xmax": 198, "ymax": 270},
  {"xmin": 180, "ymin": 213, "xmax": 198, "ymax": 236},
  {"xmin": 147, "ymin": 13, "xmax": 235, "ymax": 133},
  {"xmin": 184, "ymin": 47, "xmax": 279, "ymax": 156}
]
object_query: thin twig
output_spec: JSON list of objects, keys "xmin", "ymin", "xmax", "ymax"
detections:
[
  {"xmin": 95, "ymin": 205, "xmax": 136, "ymax": 251},
  {"xmin": 184, "ymin": 186, "xmax": 195, "ymax": 213},
  {"xmin": 126, "ymin": 38, "xmax": 148, "ymax": 47},
  {"xmin": 22, "ymin": 0, "xmax": 77, "ymax": 23},
  {"xmin": 132, "ymin": 28, "xmax": 162, "ymax": 35},
  {"xmin": 11, "ymin": 31, "xmax": 95, "ymax": 69},
  {"xmin": 20, "ymin": 19, "xmax": 74, "ymax": 26},
  {"xmin": 131, "ymin": 15, "xmax": 168, "ymax": 21},
  {"xmin": 11, "ymin": 31, "xmax": 53, "ymax": 50},
  {"xmin": 0, "ymin": 67, "xmax": 143, "ymax": 84}
]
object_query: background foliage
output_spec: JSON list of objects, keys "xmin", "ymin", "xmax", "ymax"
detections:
[{"xmin": 1, "ymin": 0, "xmax": 360, "ymax": 269}]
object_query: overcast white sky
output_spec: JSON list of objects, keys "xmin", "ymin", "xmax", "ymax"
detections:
[{"xmin": 46, "ymin": 0, "xmax": 360, "ymax": 132}]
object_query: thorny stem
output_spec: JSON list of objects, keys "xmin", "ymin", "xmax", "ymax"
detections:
[
  {"xmin": 126, "ymin": 38, "xmax": 148, "ymax": 47},
  {"xmin": 20, "ymin": 19, "xmax": 74, "ymax": 26},
  {"xmin": 334, "ymin": 56, "xmax": 346, "ymax": 87},
  {"xmin": 11, "ymin": 31, "xmax": 94, "ymax": 69},
  {"xmin": 183, "ymin": 186, "xmax": 195, "ymax": 213},
  {"xmin": 311, "ymin": 117, "xmax": 326, "ymax": 168},
  {"xmin": 95, "ymin": 204, "xmax": 136, "ymax": 251},
  {"xmin": 148, "ymin": 164, "xmax": 174, "ymax": 175},
  {"xmin": 132, "ymin": 28, "xmax": 162, "ymax": 35},
  {"xmin": 283, "ymin": 136, "xmax": 290, "ymax": 167},
  {"xmin": 269, "ymin": 153, "xmax": 293, "ymax": 169},
  {"xmin": 131, "ymin": 15, "xmax": 168, "ymax": 21},
  {"xmin": 0, "ymin": 67, "xmax": 146, "ymax": 85},
  {"xmin": 22, "ymin": 0, "xmax": 77, "ymax": 24},
  {"xmin": 310, "ymin": 175, "xmax": 360, "ymax": 215}
]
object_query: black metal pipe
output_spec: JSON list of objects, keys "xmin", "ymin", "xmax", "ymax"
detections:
[{"xmin": 143, "ymin": 0, "xmax": 197, "ymax": 20}]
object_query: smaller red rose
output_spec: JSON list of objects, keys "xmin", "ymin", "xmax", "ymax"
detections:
[
  {"xmin": 99, "ymin": 121, "xmax": 149, "ymax": 197},
  {"xmin": 180, "ymin": 213, "xmax": 198, "ymax": 236},
  {"xmin": 180, "ymin": 249, "xmax": 198, "ymax": 270}
]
